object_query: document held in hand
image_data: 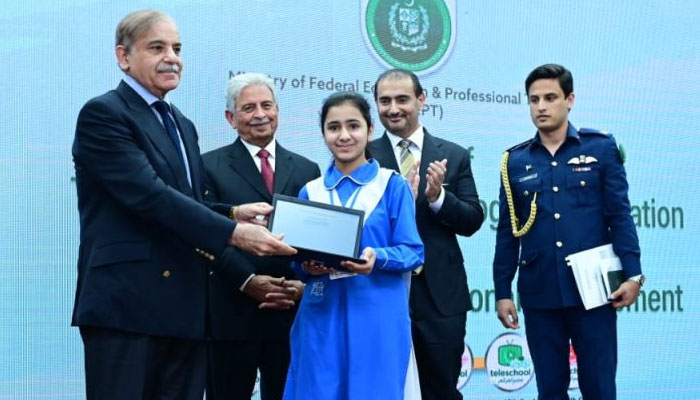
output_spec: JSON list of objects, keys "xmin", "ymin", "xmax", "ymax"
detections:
[{"xmin": 565, "ymin": 244, "xmax": 624, "ymax": 310}]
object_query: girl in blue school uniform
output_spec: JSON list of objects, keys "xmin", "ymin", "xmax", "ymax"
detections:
[{"xmin": 283, "ymin": 91, "xmax": 424, "ymax": 400}]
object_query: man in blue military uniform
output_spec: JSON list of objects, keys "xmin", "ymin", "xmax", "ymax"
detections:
[{"xmin": 492, "ymin": 64, "xmax": 644, "ymax": 399}]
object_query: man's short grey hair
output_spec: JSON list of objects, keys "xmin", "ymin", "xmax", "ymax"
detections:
[
  {"xmin": 116, "ymin": 9, "xmax": 173, "ymax": 52},
  {"xmin": 226, "ymin": 73, "xmax": 277, "ymax": 111}
]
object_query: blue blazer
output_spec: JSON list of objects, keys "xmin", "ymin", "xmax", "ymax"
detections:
[
  {"xmin": 493, "ymin": 124, "xmax": 641, "ymax": 309},
  {"xmin": 71, "ymin": 81, "xmax": 236, "ymax": 339}
]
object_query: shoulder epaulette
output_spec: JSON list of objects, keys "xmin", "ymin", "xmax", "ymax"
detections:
[
  {"xmin": 578, "ymin": 127, "xmax": 610, "ymax": 136},
  {"xmin": 506, "ymin": 138, "xmax": 534, "ymax": 153}
]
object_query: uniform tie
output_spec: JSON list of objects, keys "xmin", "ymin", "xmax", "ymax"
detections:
[
  {"xmin": 398, "ymin": 139, "xmax": 416, "ymax": 178},
  {"xmin": 258, "ymin": 149, "xmax": 274, "ymax": 194},
  {"xmin": 153, "ymin": 100, "xmax": 186, "ymax": 168}
]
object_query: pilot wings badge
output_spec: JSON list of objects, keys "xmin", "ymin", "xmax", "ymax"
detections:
[{"xmin": 567, "ymin": 155, "xmax": 599, "ymax": 165}]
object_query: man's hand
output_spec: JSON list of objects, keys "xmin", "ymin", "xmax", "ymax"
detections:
[
  {"xmin": 229, "ymin": 224, "xmax": 296, "ymax": 256},
  {"xmin": 610, "ymin": 280, "xmax": 641, "ymax": 309},
  {"xmin": 281, "ymin": 280, "xmax": 305, "ymax": 302},
  {"xmin": 425, "ymin": 159, "xmax": 447, "ymax": 203},
  {"xmin": 497, "ymin": 299, "xmax": 520, "ymax": 329},
  {"xmin": 233, "ymin": 202, "xmax": 274, "ymax": 226},
  {"xmin": 405, "ymin": 160, "xmax": 420, "ymax": 200},
  {"xmin": 243, "ymin": 275, "xmax": 297, "ymax": 310},
  {"xmin": 340, "ymin": 247, "xmax": 375, "ymax": 275}
]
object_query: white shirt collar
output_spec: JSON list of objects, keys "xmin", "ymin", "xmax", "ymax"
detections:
[
  {"xmin": 385, "ymin": 125, "xmax": 424, "ymax": 152},
  {"xmin": 123, "ymin": 74, "xmax": 168, "ymax": 107},
  {"xmin": 240, "ymin": 138, "xmax": 276, "ymax": 160}
]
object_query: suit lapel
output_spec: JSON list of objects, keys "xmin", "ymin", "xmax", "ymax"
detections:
[
  {"xmin": 419, "ymin": 128, "xmax": 445, "ymax": 204},
  {"xmin": 116, "ymin": 81, "xmax": 192, "ymax": 193},
  {"xmin": 171, "ymin": 107, "xmax": 200, "ymax": 199},
  {"xmin": 372, "ymin": 133, "xmax": 400, "ymax": 171},
  {"xmin": 228, "ymin": 138, "xmax": 272, "ymax": 201},
  {"xmin": 273, "ymin": 143, "xmax": 295, "ymax": 195}
]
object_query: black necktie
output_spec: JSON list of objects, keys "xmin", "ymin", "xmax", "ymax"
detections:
[{"xmin": 153, "ymin": 100, "xmax": 186, "ymax": 167}]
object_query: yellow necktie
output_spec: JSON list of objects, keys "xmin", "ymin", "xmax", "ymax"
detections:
[{"xmin": 398, "ymin": 139, "xmax": 415, "ymax": 178}]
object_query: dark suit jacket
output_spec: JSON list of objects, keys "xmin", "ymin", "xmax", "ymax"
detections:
[
  {"xmin": 370, "ymin": 129, "xmax": 484, "ymax": 315},
  {"xmin": 71, "ymin": 80, "xmax": 237, "ymax": 340},
  {"xmin": 202, "ymin": 138, "xmax": 320, "ymax": 340}
]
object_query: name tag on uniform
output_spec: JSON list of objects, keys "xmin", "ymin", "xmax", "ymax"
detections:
[{"xmin": 518, "ymin": 173, "xmax": 538, "ymax": 182}]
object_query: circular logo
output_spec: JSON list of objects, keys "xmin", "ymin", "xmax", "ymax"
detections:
[
  {"xmin": 457, "ymin": 344, "xmax": 474, "ymax": 389},
  {"xmin": 363, "ymin": 0, "xmax": 455, "ymax": 74},
  {"xmin": 485, "ymin": 333, "xmax": 534, "ymax": 392}
]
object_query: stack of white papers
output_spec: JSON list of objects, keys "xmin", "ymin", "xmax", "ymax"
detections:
[{"xmin": 565, "ymin": 244, "xmax": 623, "ymax": 310}]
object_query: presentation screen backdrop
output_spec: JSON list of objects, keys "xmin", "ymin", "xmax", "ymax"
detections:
[{"xmin": 1, "ymin": 1, "xmax": 698, "ymax": 398}]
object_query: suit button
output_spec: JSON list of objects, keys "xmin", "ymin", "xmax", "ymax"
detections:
[
  {"xmin": 553, "ymin": 186, "xmax": 559, "ymax": 193},
  {"xmin": 551, "ymin": 161, "xmax": 558, "ymax": 166},
  {"xmin": 523, "ymin": 190, "xmax": 530, "ymax": 197},
  {"xmin": 556, "ymin": 241, "xmax": 563, "ymax": 248},
  {"xmin": 554, "ymin": 213, "xmax": 561, "ymax": 220},
  {"xmin": 520, "ymin": 260, "xmax": 527, "ymax": 266},
  {"xmin": 162, "ymin": 270, "xmax": 171, "ymax": 278},
  {"xmin": 209, "ymin": 270, "xmax": 215, "ymax": 277},
  {"xmin": 580, "ymin": 180, "xmax": 586, "ymax": 187}
]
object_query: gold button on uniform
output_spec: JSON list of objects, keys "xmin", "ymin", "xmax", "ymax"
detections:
[
  {"xmin": 554, "ymin": 213, "xmax": 561, "ymax": 220},
  {"xmin": 556, "ymin": 241, "xmax": 563, "ymax": 248},
  {"xmin": 162, "ymin": 270, "xmax": 171, "ymax": 278},
  {"xmin": 553, "ymin": 186, "xmax": 559, "ymax": 193}
]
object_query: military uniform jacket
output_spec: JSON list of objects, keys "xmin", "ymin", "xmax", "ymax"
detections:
[{"xmin": 493, "ymin": 124, "xmax": 641, "ymax": 309}]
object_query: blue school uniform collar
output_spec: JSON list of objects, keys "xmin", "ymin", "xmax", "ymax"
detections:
[{"xmin": 323, "ymin": 159, "xmax": 379, "ymax": 190}]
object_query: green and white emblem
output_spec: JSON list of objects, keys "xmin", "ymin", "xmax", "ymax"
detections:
[{"xmin": 362, "ymin": 0, "xmax": 456, "ymax": 74}]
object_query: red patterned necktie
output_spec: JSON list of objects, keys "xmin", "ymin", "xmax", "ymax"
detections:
[{"xmin": 258, "ymin": 149, "xmax": 274, "ymax": 194}]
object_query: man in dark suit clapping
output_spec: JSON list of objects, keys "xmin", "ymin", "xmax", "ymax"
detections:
[
  {"xmin": 202, "ymin": 72, "xmax": 320, "ymax": 400},
  {"xmin": 369, "ymin": 69, "xmax": 484, "ymax": 400},
  {"xmin": 71, "ymin": 11, "xmax": 296, "ymax": 400}
]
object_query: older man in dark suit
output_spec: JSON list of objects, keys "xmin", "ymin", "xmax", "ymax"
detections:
[
  {"xmin": 369, "ymin": 69, "xmax": 484, "ymax": 400},
  {"xmin": 202, "ymin": 72, "xmax": 320, "ymax": 400},
  {"xmin": 71, "ymin": 10, "xmax": 296, "ymax": 400}
]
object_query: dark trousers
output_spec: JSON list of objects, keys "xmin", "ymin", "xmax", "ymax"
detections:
[
  {"xmin": 80, "ymin": 326, "xmax": 206, "ymax": 400},
  {"xmin": 206, "ymin": 338, "xmax": 290, "ymax": 400},
  {"xmin": 410, "ymin": 273, "xmax": 466, "ymax": 400},
  {"xmin": 523, "ymin": 306, "xmax": 617, "ymax": 400}
]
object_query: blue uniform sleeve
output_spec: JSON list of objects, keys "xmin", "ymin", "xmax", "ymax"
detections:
[
  {"xmin": 492, "ymin": 170, "xmax": 520, "ymax": 301},
  {"xmin": 601, "ymin": 136, "xmax": 642, "ymax": 277},
  {"xmin": 373, "ymin": 175, "xmax": 425, "ymax": 272}
]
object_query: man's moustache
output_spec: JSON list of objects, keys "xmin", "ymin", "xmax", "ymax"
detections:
[{"xmin": 157, "ymin": 64, "xmax": 180, "ymax": 73}]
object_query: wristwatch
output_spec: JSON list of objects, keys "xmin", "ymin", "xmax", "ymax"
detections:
[{"xmin": 627, "ymin": 274, "xmax": 645, "ymax": 288}]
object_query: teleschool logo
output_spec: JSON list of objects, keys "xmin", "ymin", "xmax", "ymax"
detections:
[
  {"xmin": 362, "ymin": 0, "xmax": 456, "ymax": 74},
  {"xmin": 485, "ymin": 333, "xmax": 534, "ymax": 391}
]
